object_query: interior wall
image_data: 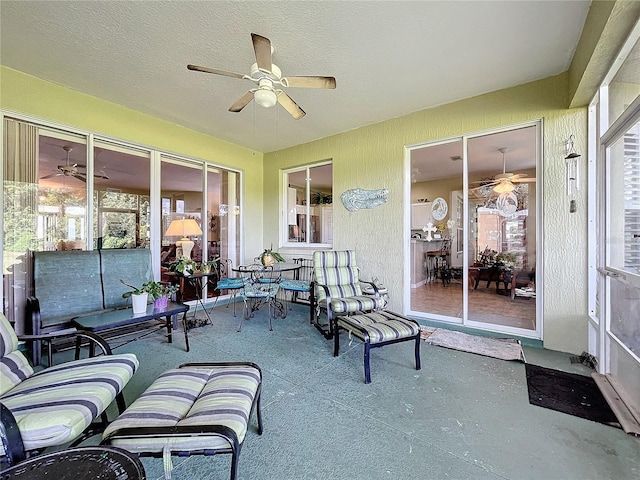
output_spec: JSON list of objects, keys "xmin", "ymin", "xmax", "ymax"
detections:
[
  {"xmin": 264, "ymin": 72, "xmax": 588, "ymax": 354},
  {"xmin": 0, "ymin": 66, "xmax": 264, "ymax": 262}
]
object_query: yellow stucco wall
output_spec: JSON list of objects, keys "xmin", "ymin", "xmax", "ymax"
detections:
[
  {"xmin": 0, "ymin": 66, "xmax": 264, "ymax": 260},
  {"xmin": 1, "ymin": 65, "xmax": 590, "ymax": 354},
  {"xmin": 265, "ymin": 73, "xmax": 588, "ymax": 354}
]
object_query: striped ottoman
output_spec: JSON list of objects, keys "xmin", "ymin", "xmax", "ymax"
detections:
[
  {"xmin": 334, "ymin": 311, "xmax": 421, "ymax": 383},
  {"xmin": 102, "ymin": 362, "xmax": 262, "ymax": 480}
]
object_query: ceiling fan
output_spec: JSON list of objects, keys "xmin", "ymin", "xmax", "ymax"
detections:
[
  {"xmin": 187, "ymin": 33, "xmax": 336, "ymax": 119},
  {"xmin": 40, "ymin": 146, "xmax": 109, "ymax": 183},
  {"xmin": 474, "ymin": 147, "xmax": 535, "ymax": 193}
]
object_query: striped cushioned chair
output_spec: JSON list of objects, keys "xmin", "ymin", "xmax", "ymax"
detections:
[
  {"xmin": 0, "ymin": 312, "xmax": 138, "ymax": 466},
  {"xmin": 102, "ymin": 362, "xmax": 263, "ymax": 480},
  {"xmin": 312, "ymin": 250, "xmax": 386, "ymax": 339}
]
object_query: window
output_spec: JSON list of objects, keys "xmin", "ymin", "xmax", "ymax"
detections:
[
  {"xmin": 2, "ymin": 115, "xmax": 243, "ymax": 332},
  {"xmin": 589, "ymin": 19, "xmax": 640, "ymax": 386},
  {"xmin": 284, "ymin": 162, "xmax": 332, "ymax": 246}
]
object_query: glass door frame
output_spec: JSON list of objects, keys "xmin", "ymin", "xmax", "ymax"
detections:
[{"xmin": 404, "ymin": 120, "xmax": 542, "ymax": 340}]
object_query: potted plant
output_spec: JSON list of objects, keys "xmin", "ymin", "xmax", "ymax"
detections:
[
  {"xmin": 121, "ymin": 279, "xmax": 178, "ymax": 310},
  {"xmin": 143, "ymin": 281, "xmax": 178, "ymax": 309},
  {"xmin": 199, "ymin": 258, "xmax": 220, "ymax": 274},
  {"xmin": 169, "ymin": 257, "xmax": 197, "ymax": 276},
  {"xmin": 120, "ymin": 279, "xmax": 149, "ymax": 314},
  {"xmin": 259, "ymin": 245, "xmax": 285, "ymax": 266}
]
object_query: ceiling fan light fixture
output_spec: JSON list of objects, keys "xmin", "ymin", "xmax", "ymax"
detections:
[
  {"xmin": 254, "ymin": 87, "xmax": 277, "ymax": 108},
  {"xmin": 493, "ymin": 180, "xmax": 515, "ymax": 194}
]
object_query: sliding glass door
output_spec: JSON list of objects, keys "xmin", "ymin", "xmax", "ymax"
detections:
[
  {"xmin": 2, "ymin": 114, "xmax": 243, "ymax": 332},
  {"xmin": 407, "ymin": 123, "xmax": 540, "ymax": 338}
]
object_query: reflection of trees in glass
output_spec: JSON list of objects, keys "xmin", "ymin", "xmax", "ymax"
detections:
[
  {"xmin": 37, "ymin": 186, "xmax": 86, "ymax": 248},
  {"xmin": 95, "ymin": 191, "xmax": 150, "ymax": 249},
  {"xmin": 3, "ymin": 181, "xmax": 38, "ymax": 255}
]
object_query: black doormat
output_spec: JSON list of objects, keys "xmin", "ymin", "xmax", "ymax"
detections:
[{"xmin": 525, "ymin": 363, "xmax": 621, "ymax": 428}]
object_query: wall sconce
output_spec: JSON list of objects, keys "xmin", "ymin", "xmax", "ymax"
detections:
[{"xmin": 565, "ymin": 135, "xmax": 581, "ymax": 213}]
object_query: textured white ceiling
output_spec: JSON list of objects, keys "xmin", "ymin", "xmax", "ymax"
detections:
[{"xmin": 1, "ymin": 1, "xmax": 590, "ymax": 153}]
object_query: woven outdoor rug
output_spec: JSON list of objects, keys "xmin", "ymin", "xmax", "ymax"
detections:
[{"xmin": 421, "ymin": 328, "xmax": 526, "ymax": 362}]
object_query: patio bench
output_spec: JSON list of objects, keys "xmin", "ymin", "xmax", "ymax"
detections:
[
  {"xmin": 102, "ymin": 361, "xmax": 263, "ymax": 480},
  {"xmin": 27, "ymin": 249, "xmax": 184, "ymax": 365}
]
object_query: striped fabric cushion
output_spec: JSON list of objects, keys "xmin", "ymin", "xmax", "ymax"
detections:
[
  {"xmin": 337, "ymin": 311, "xmax": 420, "ymax": 344},
  {"xmin": 313, "ymin": 251, "xmax": 363, "ymax": 303},
  {"xmin": 329, "ymin": 296, "xmax": 384, "ymax": 314},
  {"xmin": 1, "ymin": 352, "xmax": 34, "ymax": 397},
  {"xmin": 1, "ymin": 313, "xmax": 35, "ymax": 396},
  {"xmin": 0, "ymin": 353, "xmax": 138, "ymax": 452},
  {"xmin": 103, "ymin": 364, "xmax": 261, "ymax": 453}
]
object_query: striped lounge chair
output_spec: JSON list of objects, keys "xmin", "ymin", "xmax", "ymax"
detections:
[
  {"xmin": 0, "ymin": 312, "xmax": 138, "ymax": 467},
  {"xmin": 102, "ymin": 361, "xmax": 263, "ymax": 480},
  {"xmin": 312, "ymin": 250, "xmax": 386, "ymax": 339}
]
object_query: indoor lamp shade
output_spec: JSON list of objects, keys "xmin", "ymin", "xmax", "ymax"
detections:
[{"xmin": 165, "ymin": 219, "xmax": 202, "ymax": 259}]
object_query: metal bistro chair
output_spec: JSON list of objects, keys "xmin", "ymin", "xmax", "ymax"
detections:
[
  {"xmin": 239, "ymin": 264, "xmax": 282, "ymax": 331},
  {"xmin": 279, "ymin": 257, "xmax": 314, "ymax": 320},
  {"xmin": 312, "ymin": 250, "xmax": 385, "ymax": 339},
  {"xmin": 209, "ymin": 259, "xmax": 246, "ymax": 317}
]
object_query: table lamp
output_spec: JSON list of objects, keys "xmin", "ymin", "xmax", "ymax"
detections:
[{"xmin": 165, "ymin": 219, "xmax": 202, "ymax": 260}]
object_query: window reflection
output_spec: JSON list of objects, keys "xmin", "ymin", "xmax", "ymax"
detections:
[{"xmin": 285, "ymin": 163, "xmax": 332, "ymax": 245}]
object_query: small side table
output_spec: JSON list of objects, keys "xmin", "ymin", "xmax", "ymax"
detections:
[
  {"xmin": 1, "ymin": 446, "xmax": 145, "ymax": 479},
  {"xmin": 173, "ymin": 272, "xmax": 218, "ymax": 326},
  {"xmin": 362, "ymin": 285, "xmax": 389, "ymax": 308}
]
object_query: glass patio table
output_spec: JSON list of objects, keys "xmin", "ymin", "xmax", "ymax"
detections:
[{"xmin": 71, "ymin": 301, "xmax": 190, "ymax": 353}]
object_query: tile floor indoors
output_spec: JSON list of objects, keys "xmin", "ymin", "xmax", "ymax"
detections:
[{"xmin": 72, "ymin": 302, "xmax": 639, "ymax": 480}]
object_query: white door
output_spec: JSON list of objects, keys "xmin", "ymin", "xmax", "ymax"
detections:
[{"xmin": 599, "ymin": 112, "xmax": 640, "ymax": 402}]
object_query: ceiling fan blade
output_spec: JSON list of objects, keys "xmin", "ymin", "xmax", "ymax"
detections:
[
  {"xmin": 187, "ymin": 64, "xmax": 245, "ymax": 80},
  {"xmin": 40, "ymin": 173, "xmax": 59, "ymax": 180},
  {"xmin": 94, "ymin": 173, "xmax": 110, "ymax": 180},
  {"xmin": 251, "ymin": 33, "xmax": 272, "ymax": 71},
  {"xmin": 71, "ymin": 173, "xmax": 87, "ymax": 183},
  {"xmin": 277, "ymin": 92, "xmax": 306, "ymax": 120},
  {"xmin": 228, "ymin": 91, "xmax": 255, "ymax": 113},
  {"xmin": 513, "ymin": 178, "xmax": 536, "ymax": 183},
  {"xmin": 283, "ymin": 76, "xmax": 336, "ymax": 89},
  {"xmin": 471, "ymin": 179, "xmax": 499, "ymax": 186}
]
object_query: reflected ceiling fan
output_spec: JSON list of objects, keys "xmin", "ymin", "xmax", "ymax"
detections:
[
  {"xmin": 474, "ymin": 148, "xmax": 535, "ymax": 193},
  {"xmin": 40, "ymin": 146, "xmax": 109, "ymax": 183},
  {"xmin": 187, "ymin": 33, "xmax": 336, "ymax": 119}
]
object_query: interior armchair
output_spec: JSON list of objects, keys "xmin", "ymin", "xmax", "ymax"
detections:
[{"xmin": 312, "ymin": 250, "xmax": 386, "ymax": 339}]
